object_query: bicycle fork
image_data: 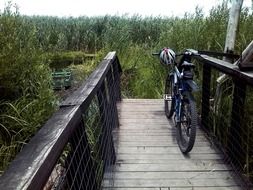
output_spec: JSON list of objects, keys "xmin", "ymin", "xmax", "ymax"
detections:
[{"xmin": 175, "ymin": 94, "xmax": 182, "ymax": 124}]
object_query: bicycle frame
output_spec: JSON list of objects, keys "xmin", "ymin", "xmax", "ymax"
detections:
[
  {"xmin": 170, "ymin": 66, "xmax": 183, "ymax": 123},
  {"xmin": 170, "ymin": 61, "xmax": 198, "ymax": 123}
]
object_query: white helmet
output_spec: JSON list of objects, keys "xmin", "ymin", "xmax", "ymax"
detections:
[{"xmin": 159, "ymin": 48, "xmax": 176, "ymax": 65}]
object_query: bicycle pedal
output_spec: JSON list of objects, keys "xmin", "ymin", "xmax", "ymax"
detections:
[
  {"xmin": 163, "ymin": 95, "xmax": 172, "ymax": 100},
  {"xmin": 175, "ymin": 118, "xmax": 180, "ymax": 123}
]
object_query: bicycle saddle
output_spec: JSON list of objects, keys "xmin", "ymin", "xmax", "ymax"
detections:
[{"xmin": 181, "ymin": 61, "xmax": 195, "ymax": 68}]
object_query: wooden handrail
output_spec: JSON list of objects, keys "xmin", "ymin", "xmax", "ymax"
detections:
[{"xmin": 0, "ymin": 52, "xmax": 122, "ymax": 190}]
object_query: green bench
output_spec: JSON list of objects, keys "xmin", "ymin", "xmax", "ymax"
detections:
[{"xmin": 52, "ymin": 70, "xmax": 72, "ymax": 90}]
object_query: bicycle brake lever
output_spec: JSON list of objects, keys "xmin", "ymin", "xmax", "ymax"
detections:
[{"xmin": 185, "ymin": 49, "xmax": 199, "ymax": 55}]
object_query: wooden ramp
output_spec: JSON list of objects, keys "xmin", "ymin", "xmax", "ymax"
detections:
[{"xmin": 103, "ymin": 99, "xmax": 241, "ymax": 190}]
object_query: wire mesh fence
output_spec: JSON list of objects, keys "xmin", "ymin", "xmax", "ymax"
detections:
[
  {"xmin": 46, "ymin": 97, "xmax": 115, "ymax": 190},
  {"xmin": 45, "ymin": 57, "xmax": 121, "ymax": 190},
  {"xmin": 0, "ymin": 52, "xmax": 121, "ymax": 190},
  {"xmin": 193, "ymin": 54, "xmax": 253, "ymax": 189}
]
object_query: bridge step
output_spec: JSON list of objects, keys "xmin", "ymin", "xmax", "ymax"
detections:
[{"xmin": 102, "ymin": 99, "xmax": 242, "ymax": 190}]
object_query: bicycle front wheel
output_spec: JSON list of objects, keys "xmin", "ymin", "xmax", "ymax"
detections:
[
  {"xmin": 164, "ymin": 74, "xmax": 175, "ymax": 119},
  {"xmin": 176, "ymin": 92, "xmax": 197, "ymax": 154}
]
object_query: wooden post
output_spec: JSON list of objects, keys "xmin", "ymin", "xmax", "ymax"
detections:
[
  {"xmin": 217, "ymin": 0, "xmax": 243, "ymax": 81},
  {"xmin": 238, "ymin": 40, "xmax": 253, "ymax": 70},
  {"xmin": 113, "ymin": 57, "xmax": 122, "ymax": 101},
  {"xmin": 224, "ymin": 0, "xmax": 243, "ymax": 62},
  {"xmin": 201, "ymin": 64, "xmax": 211, "ymax": 131},
  {"xmin": 66, "ymin": 120, "xmax": 98, "ymax": 190}
]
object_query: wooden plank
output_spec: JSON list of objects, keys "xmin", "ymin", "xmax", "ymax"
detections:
[
  {"xmin": 118, "ymin": 118, "xmax": 167, "ymax": 122},
  {"xmin": 114, "ymin": 129, "xmax": 206, "ymax": 136},
  {"xmin": 170, "ymin": 188, "xmax": 241, "ymax": 190},
  {"xmin": 114, "ymin": 141, "xmax": 209, "ymax": 147},
  {"xmin": 118, "ymin": 103, "xmax": 164, "ymax": 106},
  {"xmin": 119, "ymin": 100, "xmax": 163, "ymax": 104},
  {"xmin": 115, "ymin": 141, "xmax": 212, "ymax": 147},
  {"xmin": 114, "ymin": 129, "xmax": 175, "ymax": 133},
  {"xmin": 103, "ymin": 178, "xmax": 238, "ymax": 188},
  {"xmin": 116, "ymin": 153, "xmax": 224, "ymax": 160},
  {"xmin": 119, "ymin": 111, "xmax": 166, "ymax": 116},
  {"xmin": 115, "ymin": 132, "xmax": 178, "ymax": 136},
  {"xmin": 118, "ymin": 124, "xmax": 172, "ymax": 129},
  {"xmin": 114, "ymin": 131, "xmax": 205, "ymax": 136},
  {"xmin": 115, "ymin": 146, "xmax": 219, "ymax": 154},
  {"xmin": 113, "ymin": 163, "xmax": 230, "ymax": 172},
  {"xmin": 196, "ymin": 54, "xmax": 239, "ymax": 72},
  {"xmin": 118, "ymin": 109, "xmax": 166, "ymax": 114},
  {"xmin": 193, "ymin": 54, "xmax": 253, "ymax": 85},
  {"xmin": 120, "ymin": 99, "xmax": 164, "ymax": 103},
  {"xmin": 118, "ymin": 106, "xmax": 164, "ymax": 110},
  {"xmin": 103, "ymin": 185, "xmax": 240, "ymax": 189},
  {"xmin": 114, "ymin": 137, "xmax": 208, "ymax": 142},
  {"xmin": 102, "ymin": 99, "xmax": 241, "ymax": 189},
  {"xmin": 104, "ymin": 171, "xmax": 234, "ymax": 179},
  {"xmin": 114, "ymin": 135, "xmax": 209, "ymax": 142},
  {"xmin": 238, "ymin": 40, "xmax": 253, "ymax": 70},
  {"xmin": 115, "ymin": 159, "xmax": 224, "ymax": 165},
  {"xmin": 119, "ymin": 122, "xmax": 174, "ymax": 126},
  {"xmin": 104, "ymin": 51, "xmax": 116, "ymax": 60},
  {"xmin": 119, "ymin": 121, "xmax": 171, "ymax": 125},
  {"xmin": 119, "ymin": 115, "xmax": 167, "ymax": 119},
  {"xmin": 114, "ymin": 138, "xmax": 216, "ymax": 145}
]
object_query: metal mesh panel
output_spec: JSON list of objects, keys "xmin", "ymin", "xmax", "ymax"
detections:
[
  {"xmin": 42, "ymin": 67, "xmax": 119, "ymax": 190},
  {"xmin": 195, "ymin": 60, "xmax": 253, "ymax": 189}
]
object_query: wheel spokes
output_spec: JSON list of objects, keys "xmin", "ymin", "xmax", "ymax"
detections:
[{"xmin": 180, "ymin": 102, "xmax": 192, "ymax": 140}]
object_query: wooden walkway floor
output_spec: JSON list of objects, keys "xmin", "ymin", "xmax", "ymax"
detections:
[{"xmin": 103, "ymin": 99, "xmax": 242, "ymax": 190}]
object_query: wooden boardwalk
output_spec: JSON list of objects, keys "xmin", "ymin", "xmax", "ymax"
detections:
[{"xmin": 103, "ymin": 99, "xmax": 242, "ymax": 190}]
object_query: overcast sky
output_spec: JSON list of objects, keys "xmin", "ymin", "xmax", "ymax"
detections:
[{"xmin": 0, "ymin": 0, "xmax": 252, "ymax": 17}]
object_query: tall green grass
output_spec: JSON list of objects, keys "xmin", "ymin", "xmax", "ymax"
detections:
[
  {"xmin": 1, "ymin": 0, "xmax": 253, "ymax": 176},
  {"xmin": 0, "ymin": 3, "xmax": 56, "ymax": 172}
]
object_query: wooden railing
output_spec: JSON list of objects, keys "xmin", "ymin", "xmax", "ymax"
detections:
[
  {"xmin": 0, "ymin": 52, "xmax": 122, "ymax": 190},
  {"xmin": 190, "ymin": 50, "xmax": 253, "ymax": 188}
]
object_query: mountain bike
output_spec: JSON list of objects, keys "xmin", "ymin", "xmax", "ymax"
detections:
[{"xmin": 152, "ymin": 48, "xmax": 199, "ymax": 153}]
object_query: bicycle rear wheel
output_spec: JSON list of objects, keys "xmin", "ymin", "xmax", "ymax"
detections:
[
  {"xmin": 164, "ymin": 75, "xmax": 175, "ymax": 119},
  {"xmin": 176, "ymin": 92, "xmax": 197, "ymax": 153}
]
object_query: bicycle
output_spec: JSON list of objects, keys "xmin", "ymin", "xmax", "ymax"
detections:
[{"xmin": 152, "ymin": 48, "xmax": 199, "ymax": 153}]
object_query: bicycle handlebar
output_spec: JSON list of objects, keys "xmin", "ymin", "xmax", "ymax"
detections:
[
  {"xmin": 152, "ymin": 52, "xmax": 185, "ymax": 57},
  {"xmin": 152, "ymin": 52, "xmax": 160, "ymax": 56},
  {"xmin": 152, "ymin": 49, "xmax": 199, "ymax": 57}
]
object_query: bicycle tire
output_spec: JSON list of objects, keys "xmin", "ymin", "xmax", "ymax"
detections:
[
  {"xmin": 176, "ymin": 91, "xmax": 197, "ymax": 153},
  {"xmin": 164, "ymin": 74, "xmax": 175, "ymax": 119}
]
